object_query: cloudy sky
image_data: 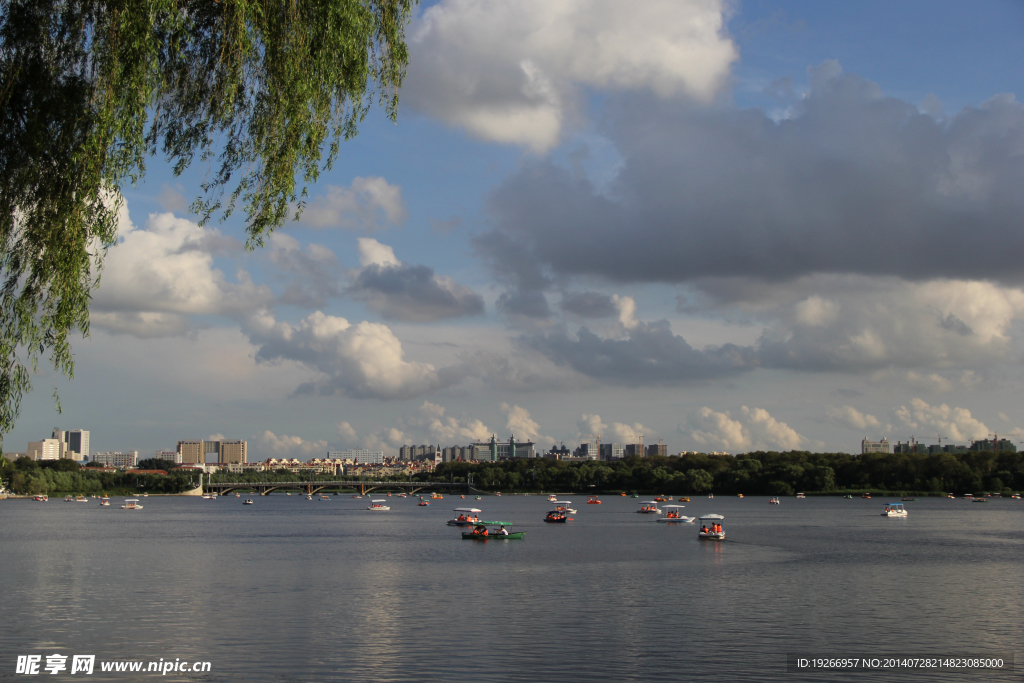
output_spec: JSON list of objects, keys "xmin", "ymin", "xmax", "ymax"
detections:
[{"xmin": 10, "ymin": 0, "xmax": 1024, "ymax": 459}]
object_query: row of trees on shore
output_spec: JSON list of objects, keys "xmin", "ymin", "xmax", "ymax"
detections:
[{"xmin": 3, "ymin": 450, "xmax": 1022, "ymax": 496}]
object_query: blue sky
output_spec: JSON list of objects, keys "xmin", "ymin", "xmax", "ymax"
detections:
[{"xmin": 9, "ymin": 0, "xmax": 1024, "ymax": 459}]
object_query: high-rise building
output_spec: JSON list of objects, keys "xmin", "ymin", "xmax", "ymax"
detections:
[
  {"xmin": 342, "ymin": 449, "xmax": 384, "ymax": 464},
  {"xmin": 861, "ymin": 438, "xmax": 890, "ymax": 454},
  {"xmin": 470, "ymin": 435, "xmax": 536, "ymax": 461},
  {"xmin": 177, "ymin": 439, "xmax": 247, "ymax": 464},
  {"xmin": 64, "ymin": 430, "xmax": 89, "ymax": 461},
  {"xmin": 28, "ymin": 439, "xmax": 63, "ymax": 460},
  {"xmin": 155, "ymin": 450, "xmax": 182, "ymax": 464},
  {"xmin": 92, "ymin": 451, "xmax": 138, "ymax": 469},
  {"xmin": 599, "ymin": 443, "xmax": 624, "ymax": 460}
]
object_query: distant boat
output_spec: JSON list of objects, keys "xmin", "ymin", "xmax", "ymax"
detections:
[
  {"xmin": 121, "ymin": 499, "xmax": 143, "ymax": 510},
  {"xmin": 587, "ymin": 496, "xmax": 601, "ymax": 505},
  {"xmin": 243, "ymin": 499, "xmax": 254, "ymax": 505},
  {"xmin": 795, "ymin": 492, "xmax": 806, "ymax": 499},
  {"xmin": 463, "ymin": 524, "xmax": 524, "ymax": 540},
  {"xmin": 882, "ymin": 503, "xmax": 908, "ymax": 516},
  {"xmin": 657, "ymin": 505, "xmax": 694, "ymax": 523},
  {"xmin": 769, "ymin": 497, "xmax": 780, "ymax": 505},
  {"xmin": 636, "ymin": 501, "xmax": 662, "ymax": 515},
  {"xmin": 368, "ymin": 500, "xmax": 390, "ymax": 511}
]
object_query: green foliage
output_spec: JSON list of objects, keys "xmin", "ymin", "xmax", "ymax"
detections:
[
  {"xmin": 0, "ymin": 0, "xmax": 414, "ymax": 445},
  {"xmin": 431, "ymin": 450, "xmax": 1024, "ymax": 496}
]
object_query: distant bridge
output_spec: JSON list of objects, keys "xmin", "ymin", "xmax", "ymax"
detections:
[{"xmin": 204, "ymin": 480, "xmax": 483, "ymax": 496}]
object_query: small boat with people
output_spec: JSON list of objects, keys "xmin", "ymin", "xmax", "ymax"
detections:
[
  {"xmin": 34, "ymin": 494, "xmax": 48, "ymax": 502},
  {"xmin": 99, "ymin": 497, "xmax": 110, "ymax": 506},
  {"xmin": 901, "ymin": 497, "xmax": 916, "ymax": 502},
  {"xmin": 544, "ymin": 509, "xmax": 569, "ymax": 523},
  {"xmin": 243, "ymin": 499, "xmax": 254, "ymax": 505},
  {"xmin": 636, "ymin": 500, "xmax": 662, "ymax": 514},
  {"xmin": 548, "ymin": 494, "xmax": 558, "ymax": 502},
  {"xmin": 795, "ymin": 492, "xmax": 806, "ymax": 499},
  {"xmin": 861, "ymin": 492, "xmax": 872, "ymax": 499},
  {"xmin": 769, "ymin": 497, "xmax": 780, "ymax": 505},
  {"xmin": 418, "ymin": 498, "xmax": 431, "ymax": 506},
  {"xmin": 430, "ymin": 492, "xmax": 443, "ymax": 499},
  {"xmin": 678, "ymin": 497, "xmax": 690, "ymax": 502},
  {"xmin": 698, "ymin": 514, "xmax": 725, "ymax": 540},
  {"xmin": 202, "ymin": 493, "xmax": 216, "ymax": 500},
  {"xmin": 367, "ymin": 499, "xmax": 391, "ymax": 511},
  {"xmin": 657, "ymin": 505, "xmax": 694, "ymax": 523},
  {"xmin": 553, "ymin": 500, "xmax": 576, "ymax": 514},
  {"xmin": 448, "ymin": 508, "xmax": 483, "ymax": 526},
  {"xmin": 587, "ymin": 496, "xmax": 602, "ymax": 505},
  {"xmin": 320, "ymin": 495, "xmax": 330, "ymax": 501},
  {"xmin": 882, "ymin": 502, "xmax": 908, "ymax": 516},
  {"xmin": 462, "ymin": 523, "xmax": 524, "ymax": 540},
  {"xmin": 121, "ymin": 499, "xmax": 143, "ymax": 510}
]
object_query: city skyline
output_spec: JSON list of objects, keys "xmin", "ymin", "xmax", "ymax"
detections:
[{"xmin": 5, "ymin": 0, "xmax": 1024, "ymax": 460}]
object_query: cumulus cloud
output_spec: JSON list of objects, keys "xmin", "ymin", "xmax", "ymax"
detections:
[
  {"xmin": 268, "ymin": 234, "xmax": 344, "ymax": 308},
  {"xmin": 576, "ymin": 413, "xmax": 651, "ymax": 446},
  {"xmin": 245, "ymin": 310, "xmax": 462, "ymax": 399},
  {"xmin": 91, "ymin": 210, "xmax": 271, "ymax": 336},
  {"xmin": 894, "ymin": 398, "xmax": 990, "ymax": 443},
  {"xmin": 527, "ymin": 320, "xmax": 756, "ymax": 385},
  {"xmin": 826, "ymin": 405, "xmax": 883, "ymax": 432},
  {"xmin": 299, "ymin": 177, "xmax": 406, "ymax": 230},
  {"xmin": 687, "ymin": 406, "xmax": 805, "ymax": 452},
  {"xmin": 501, "ymin": 403, "xmax": 548, "ymax": 443},
  {"xmin": 347, "ymin": 238, "xmax": 485, "ymax": 322},
  {"xmin": 481, "ymin": 64, "xmax": 1024, "ymax": 283},
  {"xmin": 405, "ymin": 0, "xmax": 736, "ymax": 151},
  {"xmin": 255, "ymin": 430, "xmax": 329, "ymax": 459}
]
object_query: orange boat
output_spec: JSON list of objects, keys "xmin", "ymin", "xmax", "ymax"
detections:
[{"xmin": 587, "ymin": 496, "xmax": 602, "ymax": 505}]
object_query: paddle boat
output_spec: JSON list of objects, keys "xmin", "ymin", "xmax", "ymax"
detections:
[
  {"xmin": 678, "ymin": 497, "xmax": 690, "ymax": 502},
  {"xmin": 796, "ymin": 492, "xmax": 806, "ymax": 499},
  {"xmin": 99, "ymin": 497, "xmax": 110, "ymax": 507},
  {"xmin": 243, "ymin": 499, "xmax": 254, "ymax": 505},
  {"xmin": 972, "ymin": 497, "xmax": 989, "ymax": 503},
  {"xmin": 882, "ymin": 502, "xmax": 908, "ymax": 516},
  {"xmin": 475, "ymin": 496, "xmax": 482, "ymax": 500},
  {"xmin": 861, "ymin": 492, "xmax": 871, "ymax": 499},
  {"xmin": 654, "ymin": 496, "xmax": 668, "ymax": 502},
  {"xmin": 430, "ymin": 492, "xmax": 444, "ymax": 499},
  {"xmin": 448, "ymin": 508, "xmax": 483, "ymax": 526},
  {"xmin": 202, "ymin": 493, "xmax": 216, "ymax": 500},
  {"xmin": 306, "ymin": 494, "xmax": 313, "ymax": 500},
  {"xmin": 947, "ymin": 493, "xmax": 955, "ymax": 498},
  {"xmin": 964, "ymin": 493, "xmax": 973, "ymax": 499},
  {"xmin": 121, "ymin": 499, "xmax": 143, "ymax": 510},
  {"xmin": 320, "ymin": 495, "xmax": 330, "ymax": 501},
  {"xmin": 1012, "ymin": 493, "xmax": 1021, "ymax": 499},
  {"xmin": 657, "ymin": 505, "xmax": 694, "ymax": 523},
  {"xmin": 33, "ymin": 494, "xmax": 48, "ymax": 502},
  {"xmin": 236, "ymin": 493, "xmax": 241, "ymax": 498},
  {"xmin": 636, "ymin": 500, "xmax": 662, "ymax": 514},
  {"xmin": 587, "ymin": 496, "xmax": 602, "ymax": 505},
  {"xmin": 64, "ymin": 495, "xmax": 74, "ymax": 502},
  {"xmin": 418, "ymin": 498, "xmax": 431, "ymax": 506},
  {"xmin": 901, "ymin": 497, "xmax": 916, "ymax": 502},
  {"xmin": 769, "ymin": 497, "xmax": 780, "ymax": 505},
  {"xmin": 620, "ymin": 492, "xmax": 627, "ymax": 497},
  {"xmin": 737, "ymin": 493, "xmax": 744, "ymax": 498},
  {"xmin": 844, "ymin": 494, "xmax": 853, "ymax": 499},
  {"xmin": 544, "ymin": 509, "xmax": 569, "ymax": 523},
  {"xmin": 368, "ymin": 499, "xmax": 391, "ymax": 511},
  {"xmin": 548, "ymin": 494, "xmax": 558, "ymax": 502},
  {"xmin": 463, "ymin": 523, "xmax": 525, "ymax": 540},
  {"xmin": 698, "ymin": 514, "xmax": 725, "ymax": 540},
  {"xmin": 553, "ymin": 500, "xmax": 576, "ymax": 514}
]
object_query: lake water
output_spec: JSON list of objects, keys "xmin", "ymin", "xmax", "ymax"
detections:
[{"xmin": 1, "ymin": 493, "xmax": 1021, "ymax": 682}]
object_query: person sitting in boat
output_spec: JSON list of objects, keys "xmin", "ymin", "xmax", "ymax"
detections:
[
  {"xmin": 458, "ymin": 514, "xmax": 466, "ymax": 521},
  {"xmin": 497, "ymin": 526, "xmax": 509, "ymax": 536},
  {"xmin": 701, "ymin": 525, "xmax": 709, "ymax": 533}
]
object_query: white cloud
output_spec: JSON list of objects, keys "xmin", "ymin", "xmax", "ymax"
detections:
[
  {"xmin": 299, "ymin": 177, "xmax": 407, "ymax": 230},
  {"xmin": 254, "ymin": 430, "xmax": 329, "ymax": 459},
  {"xmin": 826, "ymin": 405, "xmax": 882, "ymax": 432},
  {"xmin": 501, "ymin": 403, "xmax": 548, "ymax": 443},
  {"xmin": 246, "ymin": 310, "xmax": 460, "ymax": 399},
  {"xmin": 905, "ymin": 371, "xmax": 953, "ymax": 393},
  {"xmin": 894, "ymin": 398, "xmax": 990, "ymax": 442},
  {"xmin": 406, "ymin": 0, "xmax": 736, "ymax": 151},
  {"xmin": 688, "ymin": 406, "xmax": 805, "ymax": 452}
]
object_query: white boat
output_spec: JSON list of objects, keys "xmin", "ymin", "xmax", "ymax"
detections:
[
  {"xmin": 769, "ymin": 497, "xmax": 780, "ymax": 505},
  {"xmin": 656, "ymin": 505, "xmax": 694, "ymax": 523},
  {"xmin": 636, "ymin": 500, "xmax": 662, "ymax": 514},
  {"xmin": 548, "ymin": 494, "xmax": 558, "ymax": 502},
  {"xmin": 795, "ymin": 492, "xmax": 806, "ymax": 499},
  {"xmin": 448, "ymin": 507, "xmax": 483, "ymax": 526},
  {"xmin": 33, "ymin": 494, "xmax": 48, "ymax": 502},
  {"xmin": 882, "ymin": 502, "xmax": 908, "ymax": 517},
  {"xmin": 121, "ymin": 499, "xmax": 144, "ymax": 510},
  {"xmin": 202, "ymin": 493, "xmax": 216, "ymax": 500},
  {"xmin": 99, "ymin": 498, "xmax": 110, "ymax": 507},
  {"xmin": 698, "ymin": 514, "xmax": 725, "ymax": 540},
  {"xmin": 553, "ymin": 500, "xmax": 577, "ymax": 514},
  {"xmin": 243, "ymin": 499, "xmax": 254, "ymax": 505},
  {"xmin": 306, "ymin": 494, "xmax": 313, "ymax": 500},
  {"xmin": 367, "ymin": 499, "xmax": 390, "ymax": 511}
]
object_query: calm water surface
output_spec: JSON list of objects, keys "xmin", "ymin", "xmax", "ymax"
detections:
[{"xmin": 1, "ymin": 494, "xmax": 1021, "ymax": 682}]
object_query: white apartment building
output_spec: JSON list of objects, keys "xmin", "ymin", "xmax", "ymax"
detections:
[{"xmin": 92, "ymin": 451, "xmax": 139, "ymax": 469}]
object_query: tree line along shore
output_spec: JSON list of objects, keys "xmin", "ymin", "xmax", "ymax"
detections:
[{"xmin": 3, "ymin": 450, "xmax": 1023, "ymax": 497}]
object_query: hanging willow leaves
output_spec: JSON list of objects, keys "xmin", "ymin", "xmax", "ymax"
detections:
[{"xmin": 0, "ymin": 0, "xmax": 414, "ymax": 443}]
